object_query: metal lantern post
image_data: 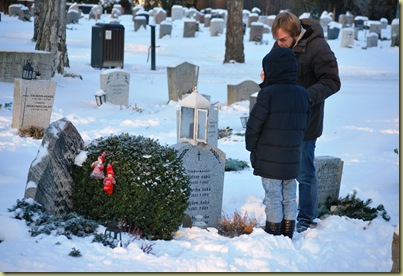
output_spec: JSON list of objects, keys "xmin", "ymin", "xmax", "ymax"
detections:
[
  {"xmin": 179, "ymin": 87, "xmax": 210, "ymax": 145},
  {"xmin": 22, "ymin": 60, "xmax": 34, "ymax": 80},
  {"xmin": 95, "ymin": 89, "xmax": 106, "ymax": 106}
]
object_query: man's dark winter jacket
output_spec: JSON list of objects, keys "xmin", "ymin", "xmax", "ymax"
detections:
[
  {"xmin": 245, "ymin": 48, "xmax": 310, "ymax": 180},
  {"xmin": 273, "ymin": 18, "xmax": 341, "ymax": 140}
]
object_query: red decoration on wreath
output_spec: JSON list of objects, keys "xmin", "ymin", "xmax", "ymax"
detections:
[{"xmin": 103, "ymin": 163, "xmax": 116, "ymax": 195}]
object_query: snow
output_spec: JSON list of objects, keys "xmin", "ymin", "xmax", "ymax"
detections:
[{"xmin": 0, "ymin": 10, "xmax": 399, "ymax": 272}]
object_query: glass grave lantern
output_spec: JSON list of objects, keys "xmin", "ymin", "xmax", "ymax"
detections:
[
  {"xmin": 179, "ymin": 87, "xmax": 210, "ymax": 146},
  {"xmin": 22, "ymin": 60, "xmax": 34, "ymax": 80},
  {"xmin": 95, "ymin": 89, "xmax": 106, "ymax": 106}
]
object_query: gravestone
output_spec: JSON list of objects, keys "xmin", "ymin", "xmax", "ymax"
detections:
[
  {"xmin": 327, "ymin": 23, "xmax": 341, "ymax": 40},
  {"xmin": 227, "ymin": 80, "xmax": 260, "ymax": 106},
  {"xmin": 249, "ymin": 22, "xmax": 264, "ymax": 42},
  {"xmin": 0, "ymin": 51, "xmax": 53, "ymax": 83},
  {"xmin": 67, "ymin": 10, "xmax": 80, "ymax": 24},
  {"xmin": 391, "ymin": 19, "xmax": 399, "ymax": 38},
  {"xmin": 183, "ymin": 19, "xmax": 198, "ymax": 38},
  {"xmin": 340, "ymin": 28, "xmax": 354, "ymax": 48},
  {"xmin": 369, "ymin": 21, "xmax": 382, "ymax": 38},
  {"xmin": 247, "ymin": 13, "xmax": 258, "ymax": 27},
  {"xmin": 176, "ymin": 94, "xmax": 219, "ymax": 147},
  {"xmin": 167, "ymin": 61, "xmax": 199, "ymax": 102},
  {"xmin": 367, "ymin": 32, "xmax": 378, "ymax": 48},
  {"xmin": 314, "ymin": 156, "xmax": 344, "ymax": 207},
  {"xmin": 18, "ymin": 6, "xmax": 31, "ymax": 21},
  {"xmin": 134, "ymin": 16, "xmax": 147, "ymax": 31},
  {"xmin": 249, "ymin": 92, "xmax": 258, "ymax": 113},
  {"xmin": 12, "ymin": 79, "xmax": 56, "ymax": 131},
  {"xmin": 339, "ymin": 13, "xmax": 353, "ymax": 28},
  {"xmin": 159, "ymin": 21, "xmax": 172, "ymax": 38},
  {"xmin": 210, "ymin": 18, "xmax": 225, "ymax": 36},
  {"xmin": 89, "ymin": 4, "xmax": 102, "ymax": 20},
  {"xmin": 380, "ymin": 18, "xmax": 388, "ymax": 29},
  {"xmin": 24, "ymin": 118, "xmax": 85, "ymax": 214},
  {"xmin": 154, "ymin": 9, "xmax": 166, "ymax": 24},
  {"xmin": 171, "ymin": 5, "xmax": 183, "ymax": 21},
  {"xmin": 8, "ymin": 4, "xmax": 24, "ymax": 16},
  {"xmin": 100, "ymin": 69, "xmax": 130, "ymax": 107},
  {"xmin": 172, "ymin": 142, "xmax": 226, "ymax": 227},
  {"xmin": 204, "ymin": 14, "xmax": 211, "ymax": 27}
]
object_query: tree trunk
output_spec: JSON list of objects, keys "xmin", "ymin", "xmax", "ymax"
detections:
[
  {"xmin": 34, "ymin": 0, "xmax": 69, "ymax": 76},
  {"xmin": 224, "ymin": 0, "xmax": 244, "ymax": 63}
]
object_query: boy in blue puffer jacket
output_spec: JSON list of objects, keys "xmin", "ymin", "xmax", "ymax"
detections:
[{"xmin": 245, "ymin": 47, "xmax": 310, "ymax": 239}]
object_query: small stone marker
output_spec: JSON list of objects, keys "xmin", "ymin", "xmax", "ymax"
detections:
[
  {"xmin": 210, "ymin": 18, "xmax": 224, "ymax": 36},
  {"xmin": 314, "ymin": 156, "xmax": 344, "ymax": 207},
  {"xmin": 227, "ymin": 80, "xmax": 260, "ymax": 106},
  {"xmin": 367, "ymin": 32, "xmax": 378, "ymax": 48},
  {"xmin": 249, "ymin": 22, "xmax": 264, "ymax": 42},
  {"xmin": 100, "ymin": 69, "xmax": 130, "ymax": 107},
  {"xmin": 171, "ymin": 5, "xmax": 183, "ymax": 21},
  {"xmin": 340, "ymin": 28, "xmax": 354, "ymax": 48},
  {"xmin": 172, "ymin": 142, "xmax": 226, "ymax": 227},
  {"xmin": 12, "ymin": 78, "xmax": 56, "ymax": 131},
  {"xmin": 167, "ymin": 61, "xmax": 199, "ymax": 102},
  {"xmin": 154, "ymin": 9, "xmax": 166, "ymax": 24},
  {"xmin": 159, "ymin": 21, "xmax": 172, "ymax": 38}
]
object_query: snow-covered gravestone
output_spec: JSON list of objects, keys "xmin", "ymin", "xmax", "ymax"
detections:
[
  {"xmin": 327, "ymin": 22, "xmax": 341, "ymax": 40},
  {"xmin": 315, "ymin": 156, "xmax": 344, "ymax": 207},
  {"xmin": 171, "ymin": 5, "xmax": 183, "ymax": 21},
  {"xmin": 24, "ymin": 118, "xmax": 85, "ymax": 214},
  {"xmin": 159, "ymin": 21, "xmax": 172, "ymax": 38},
  {"xmin": 100, "ymin": 69, "xmax": 130, "ymax": 107},
  {"xmin": 210, "ymin": 18, "xmax": 224, "ymax": 36},
  {"xmin": 227, "ymin": 80, "xmax": 260, "ymax": 106},
  {"xmin": 172, "ymin": 90, "xmax": 226, "ymax": 227},
  {"xmin": 183, "ymin": 19, "xmax": 198, "ymax": 38},
  {"xmin": 367, "ymin": 32, "xmax": 378, "ymax": 48},
  {"xmin": 340, "ymin": 28, "xmax": 354, "ymax": 48},
  {"xmin": 12, "ymin": 78, "xmax": 56, "ymax": 132},
  {"xmin": 167, "ymin": 61, "xmax": 199, "ymax": 102},
  {"xmin": 249, "ymin": 21, "xmax": 264, "ymax": 42}
]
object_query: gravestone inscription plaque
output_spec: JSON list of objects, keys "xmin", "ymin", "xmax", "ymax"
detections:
[
  {"xmin": 100, "ymin": 69, "xmax": 130, "ymax": 107},
  {"xmin": 12, "ymin": 78, "xmax": 56, "ymax": 130},
  {"xmin": 173, "ymin": 142, "xmax": 226, "ymax": 227}
]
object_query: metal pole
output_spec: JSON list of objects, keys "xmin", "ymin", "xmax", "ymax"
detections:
[{"xmin": 150, "ymin": 25, "xmax": 156, "ymax": 71}]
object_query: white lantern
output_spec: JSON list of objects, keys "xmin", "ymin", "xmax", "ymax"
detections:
[
  {"xmin": 95, "ymin": 89, "xmax": 106, "ymax": 106},
  {"xmin": 179, "ymin": 87, "xmax": 210, "ymax": 145}
]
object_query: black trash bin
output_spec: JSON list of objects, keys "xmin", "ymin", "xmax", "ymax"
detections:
[{"xmin": 91, "ymin": 23, "xmax": 125, "ymax": 69}]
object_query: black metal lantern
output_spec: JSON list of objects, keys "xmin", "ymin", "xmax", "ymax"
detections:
[
  {"xmin": 95, "ymin": 89, "xmax": 107, "ymax": 106},
  {"xmin": 22, "ymin": 60, "xmax": 34, "ymax": 80}
]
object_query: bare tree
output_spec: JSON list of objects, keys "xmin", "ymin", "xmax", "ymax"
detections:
[
  {"xmin": 224, "ymin": 0, "xmax": 244, "ymax": 63},
  {"xmin": 34, "ymin": 0, "xmax": 69, "ymax": 76}
]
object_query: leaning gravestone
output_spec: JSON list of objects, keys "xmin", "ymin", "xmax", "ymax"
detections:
[
  {"xmin": 100, "ymin": 69, "xmax": 130, "ymax": 107},
  {"xmin": 172, "ymin": 142, "xmax": 226, "ymax": 227},
  {"xmin": 167, "ymin": 61, "xmax": 199, "ymax": 102},
  {"xmin": 315, "ymin": 156, "xmax": 344, "ymax": 207},
  {"xmin": 24, "ymin": 118, "xmax": 85, "ymax": 214},
  {"xmin": 153, "ymin": 8, "xmax": 166, "ymax": 24},
  {"xmin": 12, "ymin": 78, "xmax": 56, "ymax": 131},
  {"xmin": 227, "ymin": 80, "xmax": 260, "ymax": 106}
]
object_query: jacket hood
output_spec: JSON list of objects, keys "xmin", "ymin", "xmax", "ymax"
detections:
[
  {"xmin": 300, "ymin": 18, "xmax": 325, "ymax": 42},
  {"xmin": 262, "ymin": 47, "xmax": 297, "ymax": 86}
]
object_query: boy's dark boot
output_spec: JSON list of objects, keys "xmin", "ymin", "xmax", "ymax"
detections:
[
  {"xmin": 265, "ymin": 221, "xmax": 282, "ymax": 236},
  {"xmin": 282, "ymin": 220, "xmax": 296, "ymax": 239}
]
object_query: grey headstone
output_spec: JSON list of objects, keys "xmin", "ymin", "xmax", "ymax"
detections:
[
  {"xmin": 380, "ymin": 18, "xmax": 388, "ymax": 29},
  {"xmin": 159, "ymin": 22, "xmax": 172, "ymax": 38},
  {"xmin": 327, "ymin": 24, "xmax": 340, "ymax": 40},
  {"xmin": 339, "ymin": 13, "xmax": 353, "ymax": 28},
  {"xmin": 8, "ymin": 4, "xmax": 23, "ymax": 16},
  {"xmin": 67, "ymin": 10, "xmax": 80, "ymax": 24},
  {"xmin": 134, "ymin": 16, "xmax": 147, "ymax": 31},
  {"xmin": 354, "ymin": 19, "xmax": 364, "ymax": 30},
  {"xmin": 369, "ymin": 21, "xmax": 382, "ymax": 38},
  {"xmin": 247, "ymin": 13, "xmax": 258, "ymax": 27},
  {"xmin": 314, "ymin": 156, "xmax": 344, "ymax": 207},
  {"xmin": 391, "ymin": 19, "xmax": 399, "ymax": 38},
  {"xmin": 167, "ymin": 61, "xmax": 199, "ymax": 102},
  {"xmin": 210, "ymin": 18, "xmax": 225, "ymax": 36},
  {"xmin": 227, "ymin": 80, "xmax": 260, "ymax": 106},
  {"xmin": 0, "ymin": 51, "xmax": 53, "ymax": 83},
  {"xmin": 249, "ymin": 22, "xmax": 264, "ymax": 42},
  {"xmin": 18, "ymin": 7, "xmax": 31, "ymax": 21},
  {"xmin": 171, "ymin": 5, "xmax": 183, "ymax": 21},
  {"xmin": 320, "ymin": 16, "xmax": 332, "ymax": 33},
  {"xmin": 172, "ymin": 142, "xmax": 226, "ymax": 227},
  {"xmin": 340, "ymin": 28, "xmax": 355, "ymax": 48},
  {"xmin": 12, "ymin": 79, "xmax": 56, "ymax": 131},
  {"xmin": 24, "ymin": 118, "xmax": 85, "ymax": 214},
  {"xmin": 154, "ymin": 9, "xmax": 166, "ymax": 24},
  {"xmin": 367, "ymin": 32, "xmax": 378, "ymax": 48},
  {"xmin": 249, "ymin": 92, "xmax": 258, "ymax": 113},
  {"xmin": 100, "ymin": 69, "xmax": 130, "ymax": 107},
  {"xmin": 204, "ymin": 14, "xmax": 211, "ymax": 27},
  {"xmin": 183, "ymin": 20, "xmax": 198, "ymax": 38}
]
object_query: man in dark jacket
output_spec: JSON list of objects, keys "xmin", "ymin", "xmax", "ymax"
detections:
[
  {"xmin": 245, "ymin": 47, "xmax": 310, "ymax": 239},
  {"xmin": 271, "ymin": 11, "xmax": 341, "ymax": 233}
]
